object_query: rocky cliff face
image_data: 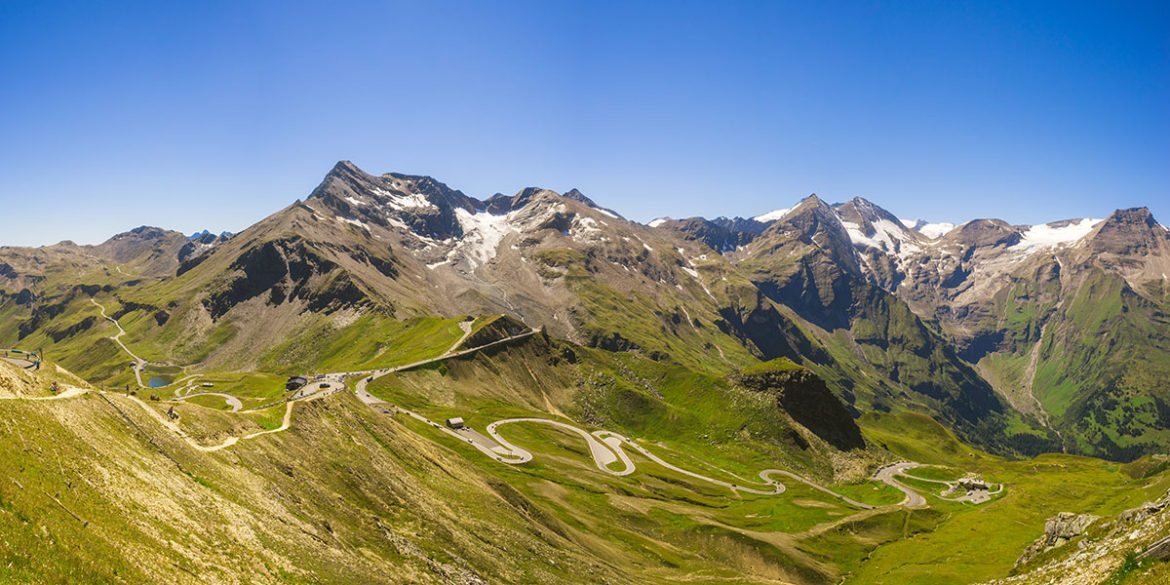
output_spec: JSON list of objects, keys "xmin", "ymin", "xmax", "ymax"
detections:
[
  {"xmin": 203, "ymin": 237, "xmax": 374, "ymax": 319},
  {"xmin": 732, "ymin": 363, "xmax": 865, "ymax": 451},
  {"xmin": 1014, "ymin": 512, "xmax": 1099, "ymax": 567}
]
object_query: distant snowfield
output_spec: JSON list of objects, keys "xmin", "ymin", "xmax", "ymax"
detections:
[
  {"xmin": 900, "ymin": 219, "xmax": 957, "ymax": 239},
  {"xmin": 451, "ymin": 208, "xmax": 514, "ymax": 269},
  {"xmin": 1012, "ymin": 218, "xmax": 1102, "ymax": 253},
  {"xmin": 754, "ymin": 208, "xmax": 792, "ymax": 222},
  {"xmin": 647, "ymin": 218, "xmax": 669, "ymax": 228},
  {"xmin": 842, "ymin": 218, "xmax": 921, "ymax": 259}
]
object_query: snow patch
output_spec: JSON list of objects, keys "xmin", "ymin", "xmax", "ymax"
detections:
[
  {"xmin": 754, "ymin": 208, "xmax": 792, "ymax": 223},
  {"xmin": 450, "ymin": 208, "xmax": 514, "ymax": 270},
  {"xmin": 901, "ymin": 218, "xmax": 957, "ymax": 239},
  {"xmin": 337, "ymin": 217, "xmax": 370, "ymax": 232},
  {"xmin": 647, "ymin": 218, "xmax": 669, "ymax": 228},
  {"xmin": 632, "ymin": 235, "xmax": 654, "ymax": 252},
  {"xmin": 374, "ymin": 188, "xmax": 436, "ymax": 212},
  {"xmin": 571, "ymin": 216, "xmax": 606, "ymax": 242},
  {"xmin": 595, "ymin": 207, "xmax": 619, "ymax": 219},
  {"xmin": 1011, "ymin": 218, "xmax": 1102, "ymax": 253},
  {"xmin": 919, "ymin": 223, "xmax": 956, "ymax": 239},
  {"xmin": 842, "ymin": 219, "xmax": 920, "ymax": 257}
]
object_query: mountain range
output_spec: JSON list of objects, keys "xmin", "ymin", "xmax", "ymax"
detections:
[
  {"xmin": 2, "ymin": 161, "xmax": 1169, "ymax": 584},
  {"xmin": 4, "ymin": 161, "xmax": 1167, "ymax": 461}
]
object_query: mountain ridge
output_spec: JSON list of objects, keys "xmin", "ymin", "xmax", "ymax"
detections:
[{"xmin": 3, "ymin": 160, "xmax": 1166, "ymax": 460}]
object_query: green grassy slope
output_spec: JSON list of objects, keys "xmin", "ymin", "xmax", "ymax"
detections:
[{"xmin": 852, "ymin": 412, "xmax": 1170, "ymax": 584}]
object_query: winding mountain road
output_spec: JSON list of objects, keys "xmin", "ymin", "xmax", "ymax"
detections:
[
  {"xmin": 896, "ymin": 470, "xmax": 1004, "ymax": 504},
  {"xmin": 343, "ymin": 327, "xmax": 942, "ymax": 510},
  {"xmin": 872, "ymin": 463, "xmax": 929, "ymax": 508},
  {"xmin": 91, "ymin": 298, "xmax": 149, "ymax": 388},
  {"xmin": 121, "ymin": 381, "xmax": 341, "ymax": 452},
  {"xmin": 352, "ymin": 327, "xmax": 539, "ymax": 405},
  {"xmin": 385, "ymin": 407, "xmax": 881, "ymax": 508},
  {"xmin": 10, "ymin": 315, "xmax": 993, "ymax": 511}
]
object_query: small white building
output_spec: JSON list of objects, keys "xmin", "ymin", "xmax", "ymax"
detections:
[{"xmin": 446, "ymin": 417, "xmax": 465, "ymax": 430}]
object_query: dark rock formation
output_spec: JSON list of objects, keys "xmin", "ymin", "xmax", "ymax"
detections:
[{"xmin": 733, "ymin": 365, "xmax": 865, "ymax": 451}]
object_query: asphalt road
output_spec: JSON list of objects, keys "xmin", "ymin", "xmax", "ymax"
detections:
[
  {"xmin": 91, "ymin": 298, "xmax": 149, "ymax": 388},
  {"xmin": 390, "ymin": 409, "xmax": 880, "ymax": 508},
  {"xmin": 13, "ymin": 316, "xmax": 997, "ymax": 511},
  {"xmin": 872, "ymin": 462, "xmax": 929, "ymax": 508}
]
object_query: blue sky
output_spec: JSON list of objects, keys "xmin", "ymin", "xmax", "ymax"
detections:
[{"xmin": 1, "ymin": 0, "xmax": 1167, "ymax": 246}]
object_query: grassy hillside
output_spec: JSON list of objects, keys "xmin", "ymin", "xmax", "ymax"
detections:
[{"xmin": 854, "ymin": 412, "xmax": 1170, "ymax": 584}]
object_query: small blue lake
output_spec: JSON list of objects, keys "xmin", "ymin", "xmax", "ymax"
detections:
[{"xmin": 147, "ymin": 376, "xmax": 171, "ymax": 388}]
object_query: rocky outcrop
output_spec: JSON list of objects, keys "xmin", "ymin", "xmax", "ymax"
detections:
[
  {"xmin": 987, "ymin": 490, "xmax": 1170, "ymax": 584},
  {"xmin": 461, "ymin": 315, "xmax": 530, "ymax": 350},
  {"xmin": 733, "ymin": 364, "xmax": 865, "ymax": 451},
  {"xmin": 714, "ymin": 296, "xmax": 821, "ymax": 363},
  {"xmin": 1116, "ymin": 488, "xmax": 1170, "ymax": 525},
  {"xmin": 1015, "ymin": 512, "xmax": 1099, "ymax": 567},
  {"xmin": 47, "ymin": 315, "xmax": 98, "ymax": 342},
  {"xmin": 204, "ymin": 238, "xmax": 373, "ymax": 319}
]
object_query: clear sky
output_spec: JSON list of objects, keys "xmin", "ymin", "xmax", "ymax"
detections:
[{"xmin": 1, "ymin": 0, "xmax": 1167, "ymax": 246}]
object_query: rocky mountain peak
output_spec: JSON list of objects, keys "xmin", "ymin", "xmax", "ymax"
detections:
[
  {"xmin": 834, "ymin": 197, "xmax": 922, "ymax": 248},
  {"xmin": 115, "ymin": 226, "xmax": 175, "ymax": 241},
  {"xmin": 189, "ymin": 229, "xmax": 234, "ymax": 241},
  {"xmin": 95, "ymin": 226, "xmax": 185, "ymax": 250},
  {"xmin": 562, "ymin": 188, "xmax": 596, "ymax": 207},
  {"xmin": 84, "ymin": 226, "xmax": 192, "ymax": 272},
  {"xmin": 486, "ymin": 187, "xmax": 560, "ymax": 214},
  {"xmin": 794, "ymin": 193, "xmax": 829, "ymax": 210},
  {"xmin": 1086, "ymin": 207, "xmax": 1166, "ymax": 256},
  {"xmin": 1099, "ymin": 207, "xmax": 1157, "ymax": 231},
  {"xmin": 330, "ymin": 159, "xmax": 364, "ymax": 176},
  {"xmin": 750, "ymin": 192, "xmax": 863, "ymax": 278},
  {"xmin": 836, "ymin": 196, "xmax": 904, "ymax": 226},
  {"xmin": 942, "ymin": 219, "xmax": 1021, "ymax": 248},
  {"xmin": 308, "ymin": 161, "xmax": 478, "ymax": 241},
  {"xmin": 772, "ymin": 193, "xmax": 844, "ymax": 234},
  {"xmin": 658, "ymin": 216, "xmax": 767, "ymax": 253}
]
